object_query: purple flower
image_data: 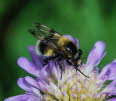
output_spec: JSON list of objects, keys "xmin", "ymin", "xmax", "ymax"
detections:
[{"xmin": 5, "ymin": 35, "xmax": 116, "ymax": 101}]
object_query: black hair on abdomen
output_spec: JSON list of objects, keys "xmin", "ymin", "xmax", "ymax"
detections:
[
  {"xmin": 39, "ymin": 35, "xmax": 54, "ymax": 54},
  {"xmin": 39, "ymin": 40, "xmax": 47, "ymax": 54}
]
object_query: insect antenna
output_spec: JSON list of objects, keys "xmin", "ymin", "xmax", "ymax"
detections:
[{"xmin": 74, "ymin": 65, "xmax": 89, "ymax": 78}]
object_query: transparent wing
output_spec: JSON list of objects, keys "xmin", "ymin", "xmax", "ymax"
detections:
[{"xmin": 29, "ymin": 23, "xmax": 61, "ymax": 40}]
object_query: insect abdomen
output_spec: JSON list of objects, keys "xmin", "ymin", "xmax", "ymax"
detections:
[
  {"xmin": 39, "ymin": 40, "xmax": 48, "ymax": 54},
  {"xmin": 39, "ymin": 35, "xmax": 55, "ymax": 56}
]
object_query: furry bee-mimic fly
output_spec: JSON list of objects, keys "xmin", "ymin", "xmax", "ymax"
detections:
[{"xmin": 29, "ymin": 23, "xmax": 89, "ymax": 78}]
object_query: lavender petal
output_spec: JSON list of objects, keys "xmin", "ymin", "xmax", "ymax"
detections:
[
  {"xmin": 4, "ymin": 94, "xmax": 41, "ymax": 101},
  {"xmin": 39, "ymin": 63, "xmax": 52, "ymax": 82},
  {"xmin": 51, "ymin": 61, "xmax": 60, "ymax": 80},
  {"xmin": 37, "ymin": 78, "xmax": 49, "ymax": 93},
  {"xmin": 85, "ymin": 41, "xmax": 106, "ymax": 74},
  {"xmin": 17, "ymin": 57, "xmax": 40, "ymax": 77},
  {"xmin": 98, "ymin": 60, "xmax": 116, "ymax": 80},
  {"xmin": 102, "ymin": 80, "xmax": 116, "ymax": 95},
  {"xmin": 25, "ymin": 76, "xmax": 40, "ymax": 89},
  {"xmin": 17, "ymin": 77, "xmax": 32, "ymax": 92},
  {"xmin": 28, "ymin": 45, "xmax": 44, "ymax": 68}
]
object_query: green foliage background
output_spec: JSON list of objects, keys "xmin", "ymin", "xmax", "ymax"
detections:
[{"xmin": 0, "ymin": 0, "xmax": 116, "ymax": 100}]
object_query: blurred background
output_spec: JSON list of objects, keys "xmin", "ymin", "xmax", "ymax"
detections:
[{"xmin": 0, "ymin": 0, "xmax": 116, "ymax": 100}]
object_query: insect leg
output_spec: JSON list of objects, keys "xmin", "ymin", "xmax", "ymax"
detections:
[
  {"xmin": 57, "ymin": 61, "xmax": 63, "ymax": 79},
  {"xmin": 56, "ymin": 57, "xmax": 65, "ymax": 79},
  {"xmin": 66, "ymin": 60, "xmax": 72, "ymax": 65}
]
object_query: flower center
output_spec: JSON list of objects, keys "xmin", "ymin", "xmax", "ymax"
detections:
[{"xmin": 42, "ymin": 66, "xmax": 107, "ymax": 101}]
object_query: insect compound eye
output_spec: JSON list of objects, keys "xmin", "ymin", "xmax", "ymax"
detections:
[
  {"xmin": 74, "ymin": 52, "xmax": 79, "ymax": 59},
  {"xmin": 66, "ymin": 42, "xmax": 77, "ymax": 55},
  {"xmin": 74, "ymin": 49, "xmax": 82, "ymax": 59}
]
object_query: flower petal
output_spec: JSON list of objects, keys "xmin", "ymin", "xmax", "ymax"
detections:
[
  {"xmin": 18, "ymin": 77, "xmax": 42, "ymax": 97},
  {"xmin": 101, "ymin": 80, "xmax": 116, "ymax": 95},
  {"xmin": 64, "ymin": 35, "xmax": 79, "ymax": 47},
  {"xmin": 25, "ymin": 76, "xmax": 40, "ymax": 89},
  {"xmin": 85, "ymin": 41, "xmax": 106, "ymax": 75},
  {"xmin": 17, "ymin": 57, "xmax": 40, "ymax": 77},
  {"xmin": 51, "ymin": 61, "xmax": 60, "ymax": 80},
  {"xmin": 4, "ymin": 94, "xmax": 41, "ymax": 101},
  {"xmin": 37, "ymin": 78, "xmax": 50, "ymax": 94},
  {"xmin": 39, "ymin": 63, "xmax": 53, "ymax": 82},
  {"xmin": 98, "ymin": 60, "xmax": 116, "ymax": 80},
  {"xmin": 17, "ymin": 77, "xmax": 32, "ymax": 92},
  {"xmin": 28, "ymin": 45, "xmax": 44, "ymax": 68}
]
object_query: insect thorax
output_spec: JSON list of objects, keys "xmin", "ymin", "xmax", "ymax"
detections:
[{"xmin": 57, "ymin": 37, "xmax": 78, "ymax": 57}]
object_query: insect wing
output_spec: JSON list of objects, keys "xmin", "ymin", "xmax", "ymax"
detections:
[
  {"xmin": 30, "ymin": 23, "xmax": 61, "ymax": 39},
  {"xmin": 29, "ymin": 23, "xmax": 65, "ymax": 56},
  {"xmin": 35, "ymin": 23, "xmax": 59, "ymax": 35}
]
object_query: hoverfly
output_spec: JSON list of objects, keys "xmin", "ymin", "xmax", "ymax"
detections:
[{"xmin": 29, "ymin": 23, "xmax": 89, "ymax": 78}]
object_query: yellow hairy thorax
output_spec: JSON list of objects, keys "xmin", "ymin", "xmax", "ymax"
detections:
[{"xmin": 57, "ymin": 36, "xmax": 70, "ymax": 46}]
